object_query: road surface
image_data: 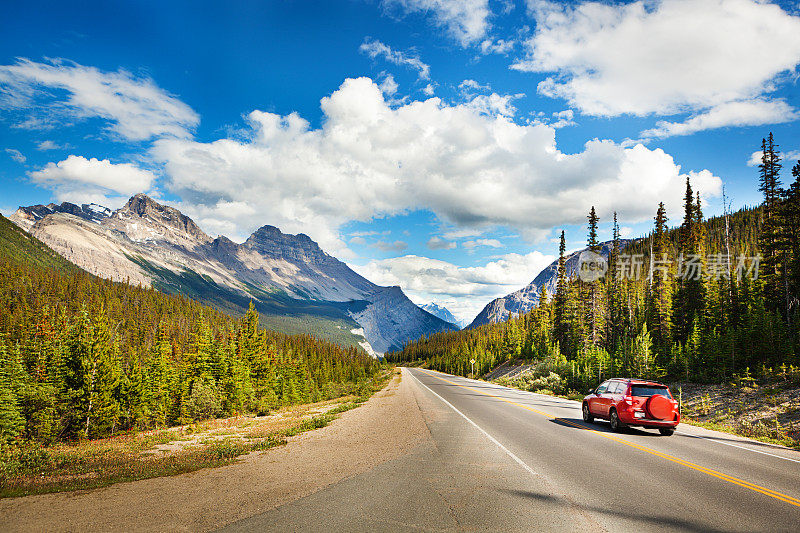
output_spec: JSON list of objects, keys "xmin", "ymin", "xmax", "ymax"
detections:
[{"xmin": 222, "ymin": 367, "xmax": 800, "ymax": 532}]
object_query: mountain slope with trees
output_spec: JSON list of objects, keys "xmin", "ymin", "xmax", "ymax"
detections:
[{"xmin": 0, "ymin": 213, "xmax": 381, "ymax": 443}]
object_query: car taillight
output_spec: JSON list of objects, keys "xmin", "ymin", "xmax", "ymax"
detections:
[{"xmin": 624, "ymin": 395, "xmax": 633, "ymax": 405}]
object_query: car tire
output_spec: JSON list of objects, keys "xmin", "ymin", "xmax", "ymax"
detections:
[
  {"xmin": 609, "ymin": 409, "xmax": 622, "ymax": 432},
  {"xmin": 659, "ymin": 428, "xmax": 675, "ymax": 436},
  {"xmin": 582, "ymin": 403, "xmax": 594, "ymax": 423}
]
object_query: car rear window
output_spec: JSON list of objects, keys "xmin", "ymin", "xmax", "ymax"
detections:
[{"xmin": 631, "ymin": 385, "xmax": 671, "ymax": 398}]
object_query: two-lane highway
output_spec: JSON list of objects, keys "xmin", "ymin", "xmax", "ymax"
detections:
[{"xmin": 222, "ymin": 367, "xmax": 800, "ymax": 532}]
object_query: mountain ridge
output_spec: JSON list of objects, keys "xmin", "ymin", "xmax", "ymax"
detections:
[{"xmin": 10, "ymin": 194, "xmax": 457, "ymax": 354}]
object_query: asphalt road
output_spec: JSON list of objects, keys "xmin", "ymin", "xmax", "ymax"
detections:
[{"xmin": 220, "ymin": 367, "xmax": 800, "ymax": 532}]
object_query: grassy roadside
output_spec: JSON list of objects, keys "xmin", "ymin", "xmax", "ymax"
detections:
[
  {"xmin": 493, "ymin": 371, "xmax": 800, "ymax": 450},
  {"xmin": 1, "ymin": 370, "xmax": 393, "ymax": 498}
]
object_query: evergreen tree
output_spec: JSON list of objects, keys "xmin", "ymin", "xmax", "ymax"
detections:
[
  {"xmin": 759, "ymin": 133, "xmax": 784, "ymax": 311},
  {"xmin": 648, "ymin": 203, "xmax": 672, "ymax": 352},
  {"xmin": 554, "ymin": 231, "xmax": 568, "ymax": 347}
]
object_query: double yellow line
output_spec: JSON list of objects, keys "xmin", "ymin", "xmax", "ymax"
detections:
[{"xmin": 420, "ymin": 369, "xmax": 800, "ymax": 509}]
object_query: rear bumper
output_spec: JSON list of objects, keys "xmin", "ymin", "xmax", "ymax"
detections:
[{"xmin": 618, "ymin": 410, "xmax": 679, "ymax": 428}]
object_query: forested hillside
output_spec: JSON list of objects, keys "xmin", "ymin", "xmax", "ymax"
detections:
[
  {"xmin": 0, "ymin": 214, "xmax": 380, "ymax": 443},
  {"xmin": 390, "ymin": 134, "xmax": 800, "ymax": 393}
]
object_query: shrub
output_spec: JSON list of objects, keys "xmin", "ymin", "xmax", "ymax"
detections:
[{"xmin": 186, "ymin": 377, "xmax": 223, "ymax": 422}]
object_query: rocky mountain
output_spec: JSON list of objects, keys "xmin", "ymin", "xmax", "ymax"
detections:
[
  {"xmin": 10, "ymin": 194, "xmax": 457, "ymax": 354},
  {"xmin": 421, "ymin": 303, "xmax": 464, "ymax": 329},
  {"xmin": 467, "ymin": 240, "xmax": 631, "ymax": 329}
]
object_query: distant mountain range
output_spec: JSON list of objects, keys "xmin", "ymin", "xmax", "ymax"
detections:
[
  {"xmin": 467, "ymin": 240, "xmax": 631, "ymax": 329},
  {"xmin": 10, "ymin": 194, "xmax": 457, "ymax": 354},
  {"xmin": 420, "ymin": 303, "xmax": 465, "ymax": 329}
]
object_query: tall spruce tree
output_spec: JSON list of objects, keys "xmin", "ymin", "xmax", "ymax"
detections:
[
  {"xmin": 759, "ymin": 133, "xmax": 784, "ymax": 312},
  {"xmin": 554, "ymin": 230, "xmax": 568, "ymax": 348},
  {"xmin": 582, "ymin": 207, "xmax": 605, "ymax": 347},
  {"xmin": 648, "ymin": 202, "xmax": 672, "ymax": 352},
  {"xmin": 674, "ymin": 177, "xmax": 704, "ymax": 343}
]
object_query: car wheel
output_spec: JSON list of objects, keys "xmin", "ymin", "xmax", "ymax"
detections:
[
  {"xmin": 582, "ymin": 403, "xmax": 594, "ymax": 423},
  {"xmin": 609, "ymin": 409, "xmax": 622, "ymax": 432},
  {"xmin": 659, "ymin": 428, "xmax": 675, "ymax": 436}
]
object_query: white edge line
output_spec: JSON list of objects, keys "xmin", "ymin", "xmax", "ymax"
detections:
[
  {"xmin": 407, "ymin": 369, "xmax": 539, "ymax": 478},
  {"xmin": 676, "ymin": 431, "xmax": 800, "ymax": 464}
]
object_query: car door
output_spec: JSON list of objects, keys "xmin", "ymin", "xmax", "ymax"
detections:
[
  {"xmin": 589, "ymin": 381, "xmax": 609, "ymax": 416},
  {"xmin": 603, "ymin": 381, "xmax": 621, "ymax": 417}
]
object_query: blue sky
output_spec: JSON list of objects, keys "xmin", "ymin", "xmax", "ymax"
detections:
[{"xmin": 2, "ymin": 0, "xmax": 800, "ymax": 321}]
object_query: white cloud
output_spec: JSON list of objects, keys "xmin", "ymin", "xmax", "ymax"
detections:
[
  {"xmin": 479, "ymin": 38, "xmax": 515, "ymax": 55},
  {"xmin": 515, "ymin": 0, "xmax": 800, "ymax": 134},
  {"xmin": 422, "ymin": 83, "xmax": 436, "ymax": 96},
  {"xmin": 379, "ymin": 74, "xmax": 399, "ymax": 96},
  {"xmin": 427, "ymin": 236, "xmax": 457, "ymax": 250},
  {"xmin": 0, "ymin": 58, "xmax": 199, "ymax": 141},
  {"xmin": 359, "ymin": 39, "xmax": 431, "ymax": 79},
  {"xmin": 351, "ymin": 251, "xmax": 554, "ymax": 321},
  {"xmin": 373, "ymin": 240, "xmax": 408, "ymax": 252},
  {"xmin": 748, "ymin": 148, "xmax": 800, "ymax": 167},
  {"xmin": 459, "ymin": 79, "xmax": 491, "ymax": 92},
  {"xmin": 642, "ymin": 99, "xmax": 800, "ymax": 139},
  {"xmin": 5, "ymin": 148, "xmax": 25, "ymax": 163},
  {"xmin": 463, "ymin": 238, "xmax": 502, "ymax": 249},
  {"xmin": 36, "ymin": 140, "xmax": 70, "ymax": 151},
  {"xmin": 151, "ymin": 77, "xmax": 721, "ymax": 256},
  {"xmin": 381, "ymin": 0, "xmax": 491, "ymax": 47},
  {"xmin": 29, "ymin": 155, "xmax": 157, "ymax": 201}
]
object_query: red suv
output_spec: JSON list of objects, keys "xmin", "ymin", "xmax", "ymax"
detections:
[{"xmin": 582, "ymin": 378, "xmax": 680, "ymax": 435}]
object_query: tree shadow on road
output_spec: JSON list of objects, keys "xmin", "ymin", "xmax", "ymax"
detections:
[{"xmin": 501, "ymin": 489, "xmax": 730, "ymax": 533}]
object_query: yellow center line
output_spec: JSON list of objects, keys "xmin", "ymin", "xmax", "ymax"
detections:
[{"xmin": 419, "ymin": 369, "xmax": 800, "ymax": 509}]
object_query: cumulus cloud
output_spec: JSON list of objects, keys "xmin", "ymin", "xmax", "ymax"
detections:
[
  {"xmin": 514, "ymin": 0, "xmax": 800, "ymax": 135},
  {"xmin": 351, "ymin": 250, "xmax": 555, "ymax": 320},
  {"xmin": 29, "ymin": 155, "xmax": 157, "ymax": 202},
  {"xmin": 427, "ymin": 236, "xmax": 457, "ymax": 250},
  {"xmin": 151, "ymin": 76, "xmax": 721, "ymax": 255},
  {"xmin": 0, "ymin": 58, "xmax": 199, "ymax": 141},
  {"xmin": 359, "ymin": 38, "xmax": 431, "ymax": 80},
  {"xmin": 5, "ymin": 148, "xmax": 25, "ymax": 163},
  {"xmin": 381, "ymin": 0, "xmax": 491, "ymax": 47}
]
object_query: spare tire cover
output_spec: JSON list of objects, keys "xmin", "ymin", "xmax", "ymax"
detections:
[{"xmin": 646, "ymin": 394, "xmax": 672, "ymax": 420}]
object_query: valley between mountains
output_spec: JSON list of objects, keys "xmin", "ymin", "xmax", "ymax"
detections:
[{"xmin": 10, "ymin": 194, "xmax": 458, "ymax": 355}]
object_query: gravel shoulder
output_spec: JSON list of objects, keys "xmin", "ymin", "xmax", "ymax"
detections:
[{"xmin": 0, "ymin": 370, "xmax": 430, "ymax": 532}]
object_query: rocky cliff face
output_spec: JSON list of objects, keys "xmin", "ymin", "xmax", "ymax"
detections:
[
  {"xmin": 13, "ymin": 194, "xmax": 456, "ymax": 354},
  {"xmin": 467, "ymin": 240, "xmax": 631, "ymax": 329}
]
